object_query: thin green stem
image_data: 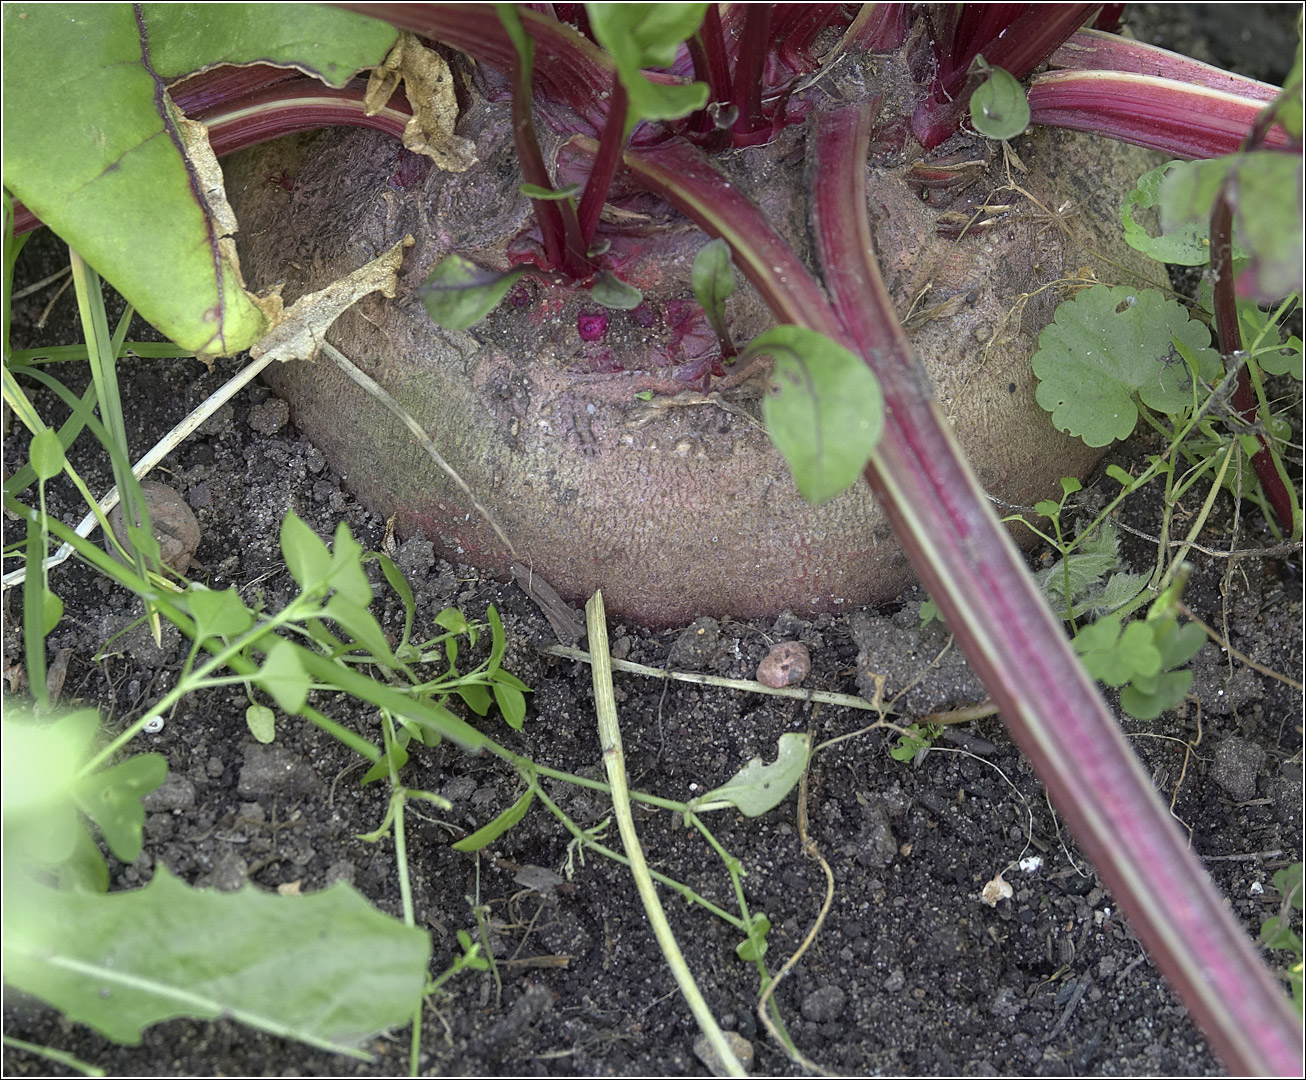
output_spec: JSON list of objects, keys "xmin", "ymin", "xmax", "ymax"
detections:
[
  {"xmin": 531, "ymin": 784, "xmax": 745, "ymax": 929},
  {"xmin": 587, "ymin": 590, "xmax": 745, "ymax": 1078}
]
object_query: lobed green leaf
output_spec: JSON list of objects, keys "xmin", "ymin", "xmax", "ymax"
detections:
[{"xmin": 1033, "ymin": 285, "xmax": 1220, "ymax": 447}]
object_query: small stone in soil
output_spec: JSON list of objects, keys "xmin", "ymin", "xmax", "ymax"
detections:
[
  {"xmin": 693, "ymin": 1031, "xmax": 754, "ymax": 1076},
  {"xmin": 107, "ymin": 480, "xmax": 201, "ymax": 573},
  {"xmin": 801, "ymin": 984, "xmax": 847, "ymax": 1023},
  {"xmin": 667, "ymin": 617, "xmax": 721, "ymax": 670},
  {"xmin": 1211, "ymin": 738, "xmax": 1266, "ymax": 802},
  {"xmin": 756, "ymin": 641, "xmax": 811, "ymax": 688}
]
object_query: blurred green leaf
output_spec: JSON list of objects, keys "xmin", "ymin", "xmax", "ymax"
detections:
[
  {"xmin": 3, "ymin": 866, "xmax": 430, "ymax": 1053},
  {"xmin": 74, "ymin": 754, "xmax": 167, "ymax": 863}
]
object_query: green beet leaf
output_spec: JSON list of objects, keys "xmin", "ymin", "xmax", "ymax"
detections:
[
  {"xmin": 2, "ymin": 866, "xmax": 431, "ymax": 1054},
  {"xmin": 590, "ymin": 271, "xmax": 644, "ymax": 310},
  {"xmin": 754, "ymin": 326, "xmax": 884, "ymax": 504},
  {"xmin": 1033, "ymin": 285, "xmax": 1220, "ymax": 447},
  {"xmin": 968, "ymin": 60, "xmax": 1030, "ymax": 142},
  {"xmin": 1, "ymin": 4, "xmax": 396, "ymax": 356},
  {"xmin": 587, "ymin": 3, "xmax": 709, "ymax": 136},
  {"xmin": 420, "ymin": 256, "xmax": 529, "ymax": 330},
  {"xmin": 691, "ymin": 239, "xmax": 735, "ymax": 345}
]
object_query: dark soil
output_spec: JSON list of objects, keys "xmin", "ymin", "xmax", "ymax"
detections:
[{"xmin": 3, "ymin": 6, "xmax": 1302, "ymax": 1077}]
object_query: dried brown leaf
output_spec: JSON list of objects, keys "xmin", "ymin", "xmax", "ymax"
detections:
[
  {"xmin": 251, "ymin": 236, "xmax": 414, "ymax": 363},
  {"xmin": 365, "ymin": 31, "xmax": 476, "ymax": 172}
]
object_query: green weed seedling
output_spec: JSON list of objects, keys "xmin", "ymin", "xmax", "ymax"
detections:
[
  {"xmin": 1261, "ymin": 863, "xmax": 1305, "ymax": 1016},
  {"xmin": 1022, "ymin": 165, "xmax": 1304, "ymax": 723},
  {"xmin": 889, "ymin": 722, "xmax": 944, "ymax": 764}
]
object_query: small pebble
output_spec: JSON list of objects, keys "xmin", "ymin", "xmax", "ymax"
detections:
[
  {"xmin": 756, "ymin": 641, "xmax": 811, "ymax": 688},
  {"xmin": 801, "ymin": 984, "xmax": 846, "ymax": 1022},
  {"xmin": 668, "ymin": 617, "xmax": 721, "ymax": 671},
  {"xmin": 107, "ymin": 481, "xmax": 201, "ymax": 573},
  {"xmin": 693, "ymin": 1031, "xmax": 754, "ymax": 1076},
  {"xmin": 1211, "ymin": 738, "xmax": 1265, "ymax": 803}
]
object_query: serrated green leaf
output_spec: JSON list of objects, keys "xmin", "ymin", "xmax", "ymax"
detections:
[
  {"xmin": 186, "ymin": 586, "xmax": 253, "ymax": 642},
  {"xmin": 2, "ymin": 866, "xmax": 430, "ymax": 1053},
  {"xmin": 280, "ymin": 512, "xmax": 331, "ymax": 592},
  {"xmin": 1036, "ymin": 550, "xmax": 1119, "ymax": 607},
  {"xmin": 1033, "ymin": 285, "xmax": 1219, "ymax": 447},
  {"xmin": 690, "ymin": 733, "xmax": 809, "ymax": 817},
  {"xmin": 754, "ymin": 326, "xmax": 884, "ymax": 504},
  {"xmin": 258, "ymin": 638, "xmax": 310, "ymax": 714},
  {"xmin": 30, "ymin": 427, "xmax": 65, "ymax": 481},
  {"xmin": 590, "ymin": 271, "xmax": 644, "ymax": 310},
  {"xmin": 420, "ymin": 256, "xmax": 528, "ymax": 330},
  {"xmin": 74, "ymin": 754, "xmax": 168, "ymax": 863},
  {"xmin": 245, "ymin": 704, "xmax": 276, "ymax": 745},
  {"xmin": 968, "ymin": 61, "xmax": 1030, "ymax": 141},
  {"xmin": 587, "ymin": 4, "xmax": 709, "ymax": 136},
  {"xmin": 452, "ymin": 787, "xmax": 535, "ymax": 852}
]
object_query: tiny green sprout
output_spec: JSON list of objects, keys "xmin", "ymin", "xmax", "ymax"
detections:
[
  {"xmin": 1259, "ymin": 862, "xmax": 1304, "ymax": 1016},
  {"xmin": 735, "ymin": 912, "xmax": 771, "ymax": 962},
  {"xmin": 890, "ymin": 723, "xmax": 941, "ymax": 763}
]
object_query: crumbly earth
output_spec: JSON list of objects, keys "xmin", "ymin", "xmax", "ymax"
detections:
[{"xmin": 3, "ymin": 6, "xmax": 1301, "ymax": 1077}]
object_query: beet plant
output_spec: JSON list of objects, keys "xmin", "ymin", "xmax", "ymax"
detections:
[{"xmin": 3, "ymin": 3, "xmax": 1302, "ymax": 1074}]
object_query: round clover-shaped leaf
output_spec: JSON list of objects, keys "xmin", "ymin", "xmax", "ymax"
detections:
[{"xmin": 1033, "ymin": 285, "xmax": 1219, "ymax": 447}]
